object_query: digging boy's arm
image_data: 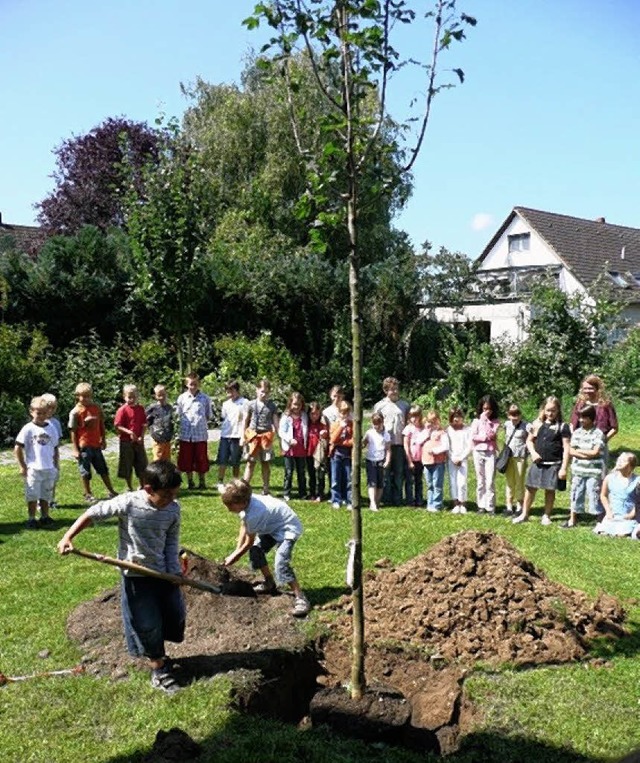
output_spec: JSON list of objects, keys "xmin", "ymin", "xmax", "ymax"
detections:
[
  {"xmin": 224, "ymin": 523, "xmax": 256, "ymax": 567},
  {"xmin": 57, "ymin": 511, "xmax": 94, "ymax": 554}
]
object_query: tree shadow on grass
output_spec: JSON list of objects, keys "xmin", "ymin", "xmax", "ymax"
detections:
[{"xmin": 103, "ymin": 708, "xmax": 608, "ymax": 763}]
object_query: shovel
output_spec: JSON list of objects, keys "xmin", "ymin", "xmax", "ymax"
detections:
[
  {"xmin": 69, "ymin": 549, "xmax": 223, "ymax": 594},
  {"xmin": 0, "ymin": 665, "xmax": 84, "ymax": 687}
]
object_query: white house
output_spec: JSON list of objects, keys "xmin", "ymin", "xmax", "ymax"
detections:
[{"xmin": 433, "ymin": 207, "xmax": 640, "ymax": 341}]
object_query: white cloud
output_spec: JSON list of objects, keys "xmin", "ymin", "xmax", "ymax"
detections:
[{"xmin": 471, "ymin": 212, "xmax": 494, "ymax": 231}]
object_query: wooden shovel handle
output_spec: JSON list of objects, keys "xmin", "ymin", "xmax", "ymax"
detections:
[{"xmin": 69, "ymin": 548, "xmax": 221, "ymax": 594}]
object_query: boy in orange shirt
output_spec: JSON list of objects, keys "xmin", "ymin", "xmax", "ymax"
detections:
[{"xmin": 68, "ymin": 382, "xmax": 117, "ymax": 503}]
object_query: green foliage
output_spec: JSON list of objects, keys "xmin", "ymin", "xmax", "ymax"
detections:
[
  {"xmin": 51, "ymin": 329, "xmax": 126, "ymax": 426},
  {"xmin": 603, "ymin": 327, "xmax": 640, "ymax": 401},
  {"xmin": 128, "ymin": 333, "xmax": 176, "ymax": 398},
  {"xmin": 214, "ymin": 331, "xmax": 302, "ymax": 391},
  {"xmin": 0, "ymin": 323, "xmax": 51, "ymax": 443}
]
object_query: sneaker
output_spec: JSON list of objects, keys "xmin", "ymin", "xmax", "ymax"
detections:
[
  {"xmin": 292, "ymin": 596, "xmax": 310, "ymax": 618},
  {"xmin": 451, "ymin": 506, "xmax": 460, "ymax": 514},
  {"xmin": 84, "ymin": 494, "xmax": 97, "ymax": 504},
  {"xmin": 369, "ymin": 505, "xmax": 380, "ymax": 512},
  {"xmin": 426, "ymin": 506, "xmax": 439, "ymax": 513},
  {"xmin": 458, "ymin": 506, "xmax": 467, "ymax": 514},
  {"xmin": 150, "ymin": 668, "xmax": 180, "ymax": 695},
  {"xmin": 331, "ymin": 502, "xmax": 340, "ymax": 510},
  {"xmin": 561, "ymin": 519, "xmax": 576, "ymax": 529},
  {"xmin": 512, "ymin": 512, "xmax": 528, "ymax": 524},
  {"xmin": 541, "ymin": 514, "xmax": 552, "ymax": 526},
  {"xmin": 26, "ymin": 518, "xmax": 39, "ymax": 530},
  {"xmin": 283, "ymin": 495, "xmax": 291, "ymax": 502},
  {"xmin": 216, "ymin": 483, "xmax": 225, "ymax": 494},
  {"xmin": 253, "ymin": 580, "xmax": 278, "ymax": 595},
  {"xmin": 313, "ymin": 496, "xmax": 322, "ymax": 503},
  {"xmin": 346, "ymin": 504, "xmax": 353, "ymax": 511},
  {"xmin": 39, "ymin": 515, "xmax": 54, "ymax": 528}
]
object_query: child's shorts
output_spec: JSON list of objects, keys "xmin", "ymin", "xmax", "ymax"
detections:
[
  {"xmin": 25, "ymin": 467, "xmax": 57, "ymax": 502},
  {"xmin": 248, "ymin": 443, "xmax": 274, "ymax": 463},
  {"xmin": 78, "ymin": 447, "xmax": 109, "ymax": 479},
  {"xmin": 177, "ymin": 440, "xmax": 210, "ymax": 473},
  {"xmin": 118, "ymin": 441, "xmax": 148, "ymax": 480},
  {"xmin": 151, "ymin": 440, "xmax": 172, "ymax": 462},
  {"xmin": 217, "ymin": 437, "xmax": 241, "ymax": 467},
  {"xmin": 366, "ymin": 459, "xmax": 385, "ymax": 488}
]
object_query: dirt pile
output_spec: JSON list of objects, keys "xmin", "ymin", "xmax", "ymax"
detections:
[
  {"xmin": 323, "ymin": 530, "xmax": 626, "ymax": 667},
  {"xmin": 66, "ymin": 550, "xmax": 310, "ymax": 681}
]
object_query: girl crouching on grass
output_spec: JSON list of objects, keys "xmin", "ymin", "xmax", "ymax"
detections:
[{"xmin": 594, "ymin": 453, "xmax": 640, "ymax": 538}]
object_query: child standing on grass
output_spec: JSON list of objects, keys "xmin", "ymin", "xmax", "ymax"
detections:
[
  {"xmin": 513, "ymin": 396, "xmax": 570, "ymax": 526},
  {"xmin": 329, "ymin": 400, "xmax": 354, "ymax": 509},
  {"xmin": 403, "ymin": 405, "xmax": 429, "ymax": 507},
  {"xmin": 68, "ymin": 382, "xmax": 117, "ymax": 503},
  {"xmin": 421, "ymin": 410, "xmax": 449, "ymax": 512},
  {"xmin": 323, "ymin": 385, "xmax": 345, "ymax": 425},
  {"xmin": 15, "ymin": 396, "xmax": 60, "ymax": 529},
  {"xmin": 503, "ymin": 404, "xmax": 530, "ymax": 517},
  {"xmin": 279, "ymin": 392, "xmax": 309, "ymax": 501},
  {"xmin": 470, "ymin": 395, "xmax": 500, "ymax": 515},
  {"xmin": 41, "ymin": 392, "xmax": 63, "ymax": 509},
  {"xmin": 221, "ymin": 479, "xmax": 310, "ymax": 617},
  {"xmin": 176, "ymin": 373, "xmax": 212, "ymax": 490},
  {"xmin": 595, "ymin": 453, "xmax": 640, "ymax": 538},
  {"xmin": 114, "ymin": 384, "xmax": 148, "ymax": 492},
  {"xmin": 306, "ymin": 402, "xmax": 329, "ymax": 502},
  {"xmin": 373, "ymin": 377, "xmax": 411, "ymax": 506},
  {"xmin": 216, "ymin": 380, "xmax": 246, "ymax": 490},
  {"xmin": 57, "ymin": 460, "xmax": 185, "ymax": 694},
  {"xmin": 564, "ymin": 405, "xmax": 605, "ymax": 528},
  {"xmin": 363, "ymin": 412, "xmax": 391, "ymax": 512},
  {"xmin": 145, "ymin": 384, "xmax": 174, "ymax": 462},
  {"xmin": 243, "ymin": 379, "xmax": 280, "ymax": 495},
  {"xmin": 446, "ymin": 407, "xmax": 471, "ymax": 514}
]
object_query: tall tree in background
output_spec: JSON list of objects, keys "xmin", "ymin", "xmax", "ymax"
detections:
[
  {"xmin": 36, "ymin": 117, "xmax": 159, "ymax": 234},
  {"xmin": 246, "ymin": 0, "xmax": 475, "ymax": 698}
]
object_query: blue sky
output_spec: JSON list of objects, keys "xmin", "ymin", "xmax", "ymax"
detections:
[{"xmin": 2, "ymin": 0, "xmax": 639, "ymax": 258}]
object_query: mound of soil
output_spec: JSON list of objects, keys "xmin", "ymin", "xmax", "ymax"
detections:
[
  {"xmin": 322, "ymin": 530, "xmax": 626, "ymax": 668},
  {"xmin": 66, "ymin": 550, "xmax": 310, "ymax": 682}
]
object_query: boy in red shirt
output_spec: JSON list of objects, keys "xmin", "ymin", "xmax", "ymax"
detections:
[
  {"xmin": 114, "ymin": 384, "xmax": 148, "ymax": 491},
  {"xmin": 69, "ymin": 382, "xmax": 117, "ymax": 503}
]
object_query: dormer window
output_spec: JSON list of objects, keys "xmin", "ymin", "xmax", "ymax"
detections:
[
  {"xmin": 608, "ymin": 271, "xmax": 630, "ymax": 288},
  {"xmin": 508, "ymin": 233, "xmax": 530, "ymax": 252}
]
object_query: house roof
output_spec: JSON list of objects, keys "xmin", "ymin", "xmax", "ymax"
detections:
[
  {"xmin": 478, "ymin": 207, "xmax": 640, "ymax": 290},
  {"xmin": 0, "ymin": 213, "xmax": 45, "ymax": 257}
]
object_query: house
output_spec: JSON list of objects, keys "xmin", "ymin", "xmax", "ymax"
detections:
[
  {"xmin": 433, "ymin": 207, "xmax": 640, "ymax": 341},
  {"xmin": 0, "ymin": 212, "xmax": 45, "ymax": 257}
]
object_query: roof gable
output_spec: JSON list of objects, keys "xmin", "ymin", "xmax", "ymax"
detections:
[{"xmin": 0, "ymin": 216, "xmax": 45, "ymax": 257}]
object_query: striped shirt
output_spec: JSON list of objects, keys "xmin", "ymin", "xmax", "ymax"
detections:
[
  {"xmin": 87, "ymin": 491, "xmax": 181, "ymax": 576},
  {"xmin": 570, "ymin": 426, "xmax": 605, "ymax": 478}
]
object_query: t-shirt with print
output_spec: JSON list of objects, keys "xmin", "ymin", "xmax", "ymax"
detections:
[{"xmin": 15, "ymin": 421, "xmax": 59, "ymax": 469}]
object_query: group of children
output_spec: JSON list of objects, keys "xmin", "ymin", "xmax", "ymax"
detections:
[{"xmin": 11, "ymin": 371, "xmax": 635, "ymax": 697}]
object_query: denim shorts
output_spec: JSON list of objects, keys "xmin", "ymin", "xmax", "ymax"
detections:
[
  {"xmin": 216, "ymin": 437, "xmax": 242, "ymax": 467},
  {"xmin": 249, "ymin": 536, "xmax": 297, "ymax": 585},
  {"xmin": 365, "ymin": 459, "xmax": 385, "ymax": 488},
  {"xmin": 78, "ymin": 446, "xmax": 109, "ymax": 479}
]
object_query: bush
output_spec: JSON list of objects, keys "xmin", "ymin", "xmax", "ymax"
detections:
[{"xmin": 604, "ymin": 327, "xmax": 640, "ymax": 401}]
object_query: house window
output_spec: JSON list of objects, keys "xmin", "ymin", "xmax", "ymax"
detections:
[
  {"xmin": 608, "ymin": 271, "xmax": 630, "ymax": 288},
  {"xmin": 508, "ymin": 233, "xmax": 530, "ymax": 252}
]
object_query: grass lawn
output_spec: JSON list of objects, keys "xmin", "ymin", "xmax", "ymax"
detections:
[{"xmin": 1, "ymin": 405, "xmax": 640, "ymax": 762}]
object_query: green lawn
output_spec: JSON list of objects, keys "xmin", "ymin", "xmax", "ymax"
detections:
[{"xmin": 2, "ymin": 409, "xmax": 640, "ymax": 762}]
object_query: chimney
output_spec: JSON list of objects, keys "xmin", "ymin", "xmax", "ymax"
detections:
[{"xmin": 595, "ymin": 216, "xmax": 606, "ymax": 224}]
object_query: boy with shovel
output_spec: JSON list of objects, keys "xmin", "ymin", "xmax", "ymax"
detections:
[{"xmin": 57, "ymin": 460, "xmax": 185, "ymax": 694}]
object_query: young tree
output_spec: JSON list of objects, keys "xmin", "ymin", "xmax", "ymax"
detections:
[
  {"xmin": 36, "ymin": 117, "xmax": 159, "ymax": 234},
  {"xmin": 246, "ymin": 0, "xmax": 475, "ymax": 698}
]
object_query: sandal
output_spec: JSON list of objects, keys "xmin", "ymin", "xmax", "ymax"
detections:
[{"xmin": 150, "ymin": 669, "xmax": 180, "ymax": 695}]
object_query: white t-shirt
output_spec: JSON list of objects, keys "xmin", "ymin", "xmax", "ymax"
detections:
[
  {"xmin": 364, "ymin": 427, "xmax": 390, "ymax": 461},
  {"xmin": 15, "ymin": 421, "xmax": 59, "ymax": 469},
  {"xmin": 220, "ymin": 396, "xmax": 247, "ymax": 439}
]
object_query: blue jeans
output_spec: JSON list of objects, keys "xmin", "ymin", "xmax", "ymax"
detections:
[
  {"xmin": 425, "ymin": 463, "xmax": 445, "ymax": 509},
  {"xmin": 330, "ymin": 448, "xmax": 352, "ymax": 504},
  {"xmin": 121, "ymin": 576, "xmax": 185, "ymax": 660},
  {"xmin": 249, "ymin": 535, "xmax": 298, "ymax": 585},
  {"xmin": 283, "ymin": 455, "xmax": 307, "ymax": 498},
  {"xmin": 383, "ymin": 444, "xmax": 412, "ymax": 505},
  {"xmin": 570, "ymin": 474, "xmax": 601, "ymax": 515}
]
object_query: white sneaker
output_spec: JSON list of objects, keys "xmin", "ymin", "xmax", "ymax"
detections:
[
  {"xmin": 512, "ymin": 512, "xmax": 528, "ymax": 524},
  {"xmin": 541, "ymin": 514, "xmax": 552, "ymax": 526},
  {"xmin": 451, "ymin": 506, "xmax": 460, "ymax": 514},
  {"xmin": 369, "ymin": 505, "xmax": 380, "ymax": 512},
  {"xmin": 331, "ymin": 502, "xmax": 340, "ymax": 510},
  {"xmin": 426, "ymin": 506, "xmax": 439, "ymax": 513},
  {"xmin": 216, "ymin": 483, "xmax": 225, "ymax": 494},
  {"xmin": 459, "ymin": 506, "xmax": 467, "ymax": 514},
  {"xmin": 346, "ymin": 504, "xmax": 353, "ymax": 511}
]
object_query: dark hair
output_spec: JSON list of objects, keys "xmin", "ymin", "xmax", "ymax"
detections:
[
  {"xmin": 225, "ymin": 380, "xmax": 240, "ymax": 393},
  {"xmin": 476, "ymin": 395, "xmax": 498, "ymax": 419},
  {"xmin": 371, "ymin": 412, "xmax": 384, "ymax": 426},
  {"xmin": 579, "ymin": 404, "xmax": 597, "ymax": 423},
  {"xmin": 448, "ymin": 407, "xmax": 464, "ymax": 424},
  {"xmin": 143, "ymin": 460, "xmax": 182, "ymax": 490}
]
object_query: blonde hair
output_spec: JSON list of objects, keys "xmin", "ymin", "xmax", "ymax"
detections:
[
  {"xmin": 614, "ymin": 452, "xmax": 637, "ymax": 472},
  {"xmin": 30, "ymin": 396, "xmax": 48, "ymax": 412},
  {"xmin": 154, "ymin": 384, "xmax": 166, "ymax": 394},
  {"xmin": 409, "ymin": 405, "xmax": 423, "ymax": 420},
  {"xmin": 338, "ymin": 400, "xmax": 352, "ymax": 416},
  {"xmin": 123, "ymin": 384, "xmax": 138, "ymax": 399},
  {"xmin": 75, "ymin": 382, "xmax": 92, "ymax": 397},
  {"xmin": 221, "ymin": 478, "xmax": 252, "ymax": 507},
  {"xmin": 537, "ymin": 396, "xmax": 562, "ymax": 423},
  {"xmin": 285, "ymin": 391, "xmax": 305, "ymax": 415},
  {"xmin": 425, "ymin": 409, "xmax": 441, "ymax": 427},
  {"xmin": 578, "ymin": 374, "xmax": 610, "ymax": 405}
]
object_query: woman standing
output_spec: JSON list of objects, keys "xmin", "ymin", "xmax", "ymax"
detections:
[{"xmin": 570, "ymin": 375, "xmax": 618, "ymax": 473}]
